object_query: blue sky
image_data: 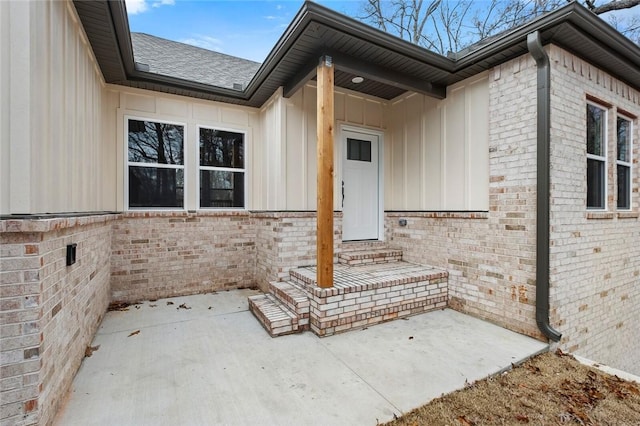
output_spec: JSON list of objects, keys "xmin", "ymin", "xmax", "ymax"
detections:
[
  {"xmin": 126, "ymin": 0, "xmax": 638, "ymax": 63},
  {"xmin": 126, "ymin": 0, "xmax": 363, "ymax": 62}
]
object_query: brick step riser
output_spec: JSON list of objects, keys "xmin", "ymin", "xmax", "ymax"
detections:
[
  {"xmin": 337, "ymin": 247, "xmax": 403, "ymax": 266},
  {"xmin": 338, "ymin": 255, "xmax": 402, "ymax": 266},
  {"xmin": 340, "ymin": 241, "xmax": 389, "ymax": 252}
]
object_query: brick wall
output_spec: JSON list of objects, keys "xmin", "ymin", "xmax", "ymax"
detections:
[
  {"xmin": 254, "ymin": 212, "xmax": 342, "ymax": 290},
  {"xmin": 548, "ymin": 45, "xmax": 640, "ymax": 374},
  {"xmin": 110, "ymin": 212, "xmax": 257, "ymax": 302},
  {"xmin": 386, "ymin": 55, "xmax": 542, "ymax": 339},
  {"xmin": 1, "ymin": 215, "xmax": 115, "ymax": 426}
]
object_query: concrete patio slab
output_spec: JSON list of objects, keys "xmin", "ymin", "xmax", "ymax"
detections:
[{"xmin": 54, "ymin": 289, "xmax": 548, "ymax": 426}]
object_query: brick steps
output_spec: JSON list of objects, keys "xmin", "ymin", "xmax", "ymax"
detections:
[
  {"xmin": 338, "ymin": 247, "xmax": 402, "ymax": 266},
  {"xmin": 248, "ymin": 293, "xmax": 300, "ymax": 337},
  {"xmin": 249, "ymin": 245, "xmax": 449, "ymax": 338}
]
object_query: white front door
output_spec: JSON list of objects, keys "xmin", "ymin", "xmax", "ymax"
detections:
[{"xmin": 342, "ymin": 130, "xmax": 380, "ymax": 241}]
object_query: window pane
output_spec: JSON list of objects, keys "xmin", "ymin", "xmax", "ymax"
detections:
[
  {"xmin": 586, "ymin": 158, "xmax": 605, "ymax": 209},
  {"xmin": 347, "ymin": 138, "xmax": 372, "ymax": 162},
  {"xmin": 617, "ymin": 164, "xmax": 630, "ymax": 209},
  {"xmin": 200, "ymin": 129, "xmax": 244, "ymax": 168},
  {"xmin": 617, "ymin": 117, "xmax": 631, "ymax": 162},
  {"xmin": 586, "ymin": 104, "xmax": 605, "ymax": 156},
  {"xmin": 200, "ymin": 170, "xmax": 244, "ymax": 208},
  {"xmin": 128, "ymin": 120, "xmax": 184, "ymax": 165},
  {"xmin": 347, "ymin": 139, "xmax": 360, "ymax": 160},
  {"xmin": 361, "ymin": 140, "xmax": 371, "ymax": 162},
  {"xmin": 129, "ymin": 167, "xmax": 184, "ymax": 208}
]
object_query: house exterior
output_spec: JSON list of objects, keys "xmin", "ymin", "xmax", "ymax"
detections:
[{"xmin": 1, "ymin": 0, "xmax": 639, "ymax": 424}]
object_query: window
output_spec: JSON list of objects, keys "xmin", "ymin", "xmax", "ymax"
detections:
[
  {"xmin": 617, "ymin": 115, "xmax": 632, "ymax": 210},
  {"xmin": 586, "ymin": 103, "xmax": 607, "ymax": 209},
  {"xmin": 199, "ymin": 127, "xmax": 245, "ymax": 208},
  {"xmin": 127, "ymin": 119, "xmax": 185, "ymax": 208},
  {"xmin": 347, "ymin": 138, "xmax": 372, "ymax": 162}
]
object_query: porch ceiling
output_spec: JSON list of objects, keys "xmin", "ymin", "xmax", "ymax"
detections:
[{"xmin": 73, "ymin": 1, "xmax": 640, "ymax": 107}]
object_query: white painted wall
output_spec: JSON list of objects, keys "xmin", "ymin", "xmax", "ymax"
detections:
[
  {"xmin": 258, "ymin": 83, "xmax": 388, "ymax": 211},
  {"xmin": 0, "ymin": 0, "xmax": 109, "ymax": 215},
  {"xmin": 388, "ymin": 73, "xmax": 490, "ymax": 210}
]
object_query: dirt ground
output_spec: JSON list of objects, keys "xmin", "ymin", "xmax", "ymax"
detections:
[{"xmin": 385, "ymin": 350, "xmax": 640, "ymax": 426}]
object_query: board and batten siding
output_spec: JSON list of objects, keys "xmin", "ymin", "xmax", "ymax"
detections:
[
  {"xmin": 112, "ymin": 86, "xmax": 260, "ymax": 211},
  {"xmin": 388, "ymin": 73, "xmax": 490, "ymax": 211},
  {"xmin": 0, "ymin": 0, "xmax": 110, "ymax": 215},
  {"xmin": 258, "ymin": 76, "xmax": 488, "ymax": 212},
  {"xmin": 257, "ymin": 84, "xmax": 387, "ymax": 211}
]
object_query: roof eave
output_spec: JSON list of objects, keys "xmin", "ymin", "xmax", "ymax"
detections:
[
  {"xmin": 454, "ymin": 2, "xmax": 640, "ymax": 73},
  {"xmin": 76, "ymin": 0, "xmax": 640, "ymax": 107}
]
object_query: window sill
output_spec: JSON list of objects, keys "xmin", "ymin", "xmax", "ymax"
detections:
[
  {"xmin": 618, "ymin": 211, "xmax": 639, "ymax": 219},
  {"xmin": 586, "ymin": 212, "xmax": 615, "ymax": 220}
]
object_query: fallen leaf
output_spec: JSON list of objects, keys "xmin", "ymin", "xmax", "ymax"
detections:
[
  {"xmin": 208, "ymin": 306, "xmax": 213, "ymax": 310},
  {"xmin": 135, "ymin": 305, "xmax": 140, "ymax": 310},
  {"xmin": 166, "ymin": 301, "xmax": 174, "ymax": 305},
  {"xmin": 149, "ymin": 304, "xmax": 157, "ymax": 308},
  {"xmin": 526, "ymin": 364, "xmax": 541, "ymax": 374},
  {"xmin": 457, "ymin": 415, "xmax": 476, "ymax": 426},
  {"xmin": 408, "ymin": 336, "xmax": 414, "ymax": 340},
  {"xmin": 128, "ymin": 330, "xmax": 140, "ymax": 337},
  {"xmin": 84, "ymin": 345, "xmax": 100, "ymax": 357},
  {"xmin": 107, "ymin": 301, "xmax": 130, "ymax": 311},
  {"xmin": 177, "ymin": 303, "xmax": 191, "ymax": 310}
]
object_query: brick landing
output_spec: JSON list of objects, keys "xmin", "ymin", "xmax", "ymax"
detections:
[{"xmin": 249, "ymin": 246, "xmax": 448, "ymax": 337}]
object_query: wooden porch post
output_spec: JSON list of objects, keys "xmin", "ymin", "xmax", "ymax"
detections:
[{"xmin": 316, "ymin": 56, "xmax": 334, "ymax": 288}]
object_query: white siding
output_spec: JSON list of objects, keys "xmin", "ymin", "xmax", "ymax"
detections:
[
  {"xmin": 257, "ymin": 89, "xmax": 286, "ymax": 210},
  {"xmin": 259, "ymin": 83, "xmax": 388, "ymax": 211},
  {"xmin": 388, "ymin": 73, "xmax": 489, "ymax": 210},
  {"xmin": 0, "ymin": 0, "xmax": 109, "ymax": 215}
]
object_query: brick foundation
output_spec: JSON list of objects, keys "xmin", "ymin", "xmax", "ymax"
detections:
[{"xmin": 111, "ymin": 211, "xmax": 256, "ymax": 302}]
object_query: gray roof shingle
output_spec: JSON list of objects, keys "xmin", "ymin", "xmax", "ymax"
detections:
[{"xmin": 131, "ymin": 33, "xmax": 261, "ymax": 90}]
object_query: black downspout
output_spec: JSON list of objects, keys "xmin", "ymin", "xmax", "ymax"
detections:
[{"xmin": 527, "ymin": 31, "xmax": 562, "ymax": 342}]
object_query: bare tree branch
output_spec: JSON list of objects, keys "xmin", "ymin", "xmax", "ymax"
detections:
[
  {"xmin": 358, "ymin": 0, "xmax": 640, "ymax": 54},
  {"xmin": 592, "ymin": 0, "xmax": 640, "ymax": 14}
]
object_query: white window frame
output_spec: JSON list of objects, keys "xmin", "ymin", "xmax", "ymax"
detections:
[
  {"xmin": 125, "ymin": 115, "xmax": 187, "ymax": 211},
  {"xmin": 196, "ymin": 125, "xmax": 248, "ymax": 210},
  {"xmin": 616, "ymin": 114, "xmax": 633, "ymax": 211},
  {"xmin": 586, "ymin": 101, "xmax": 608, "ymax": 211}
]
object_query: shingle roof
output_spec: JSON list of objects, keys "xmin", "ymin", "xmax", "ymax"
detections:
[{"xmin": 131, "ymin": 33, "xmax": 261, "ymax": 90}]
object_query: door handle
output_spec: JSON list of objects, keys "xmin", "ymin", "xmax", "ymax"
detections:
[{"xmin": 342, "ymin": 180, "xmax": 345, "ymax": 207}]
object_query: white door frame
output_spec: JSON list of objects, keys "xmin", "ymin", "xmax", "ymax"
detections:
[{"xmin": 339, "ymin": 124, "xmax": 385, "ymax": 241}]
